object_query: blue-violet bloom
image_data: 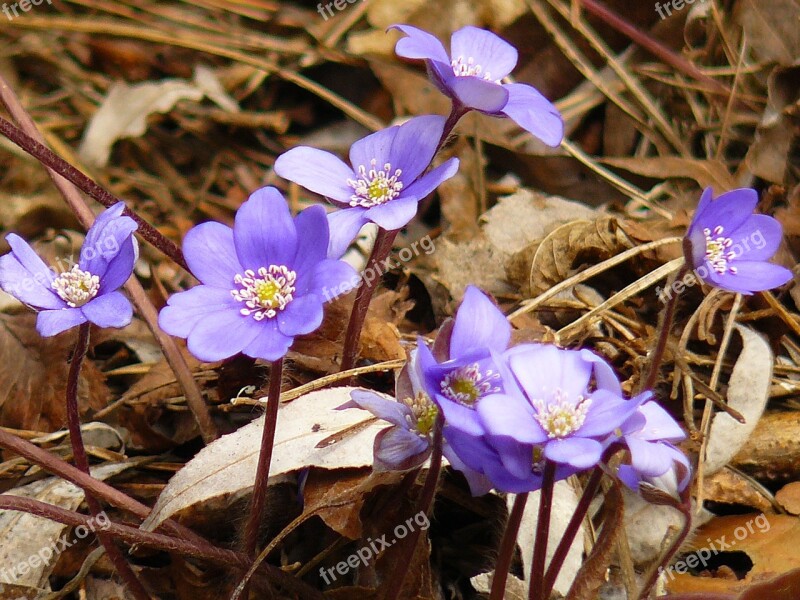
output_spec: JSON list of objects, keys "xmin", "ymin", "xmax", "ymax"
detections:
[
  {"xmin": 617, "ymin": 401, "xmax": 691, "ymax": 496},
  {"xmin": 391, "ymin": 25, "xmax": 564, "ymax": 147},
  {"xmin": 274, "ymin": 115, "xmax": 459, "ymax": 257},
  {"xmin": 477, "ymin": 344, "xmax": 643, "ymax": 471},
  {"xmin": 0, "ymin": 202, "xmax": 137, "ymax": 336},
  {"xmin": 684, "ymin": 187, "xmax": 792, "ymax": 295},
  {"xmin": 158, "ymin": 187, "xmax": 357, "ymax": 362}
]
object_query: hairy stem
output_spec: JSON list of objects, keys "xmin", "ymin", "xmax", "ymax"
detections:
[
  {"xmin": 541, "ymin": 465, "xmax": 603, "ymax": 598},
  {"xmin": 66, "ymin": 324, "xmax": 151, "ymax": 600},
  {"xmin": 382, "ymin": 413, "xmax": 444, "ymax": 600},
  {"xmin": 641, "ymin": 265, "xmax": 688, "ymax": 392},
  {"xmin": 0, "ymin": 115, "xmax": 187, "ymax": 270},
  {"xmin": 490, "ymin": 492, "xmax": 529, "ymax": 600},
  {"xmin": 637, "ymin": 494, "xmax": 693, "ymax": 600},
  {"xmin": 242, "ymin": 358, "xmax": 284, "ymax": 559},
  {"xmin": 529, "ymin": 461, "xmax": 556, "ymax": 600}
]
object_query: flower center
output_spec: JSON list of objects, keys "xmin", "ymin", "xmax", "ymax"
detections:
[
  {"xmin": 347, "ymin": 159, "xmax": 404, "ymax": 208},
  {"xmin": 451, "ymin": 56, "xmax": 500, "ymax": 83},
  {"xmin": 51, "ymin": 265, "xmax": 100, "ymax": 307},
  {"xmin": 703, "ymin": 226, "xmax": 737, "ymax": 275},
  {"xmin": 231, "ymin": 265, "xmax": 296, "ymax": 321},
  {"xmin": 440, "ymin": 363, "xmax": 501, "ymax": 407},
  {"xmin": 532, "ymin": 390, "xmax": 592, "ymax": 439},
  {"xmin": 402, "ymin": 392, "xmax": 439, "ymax": 437}
]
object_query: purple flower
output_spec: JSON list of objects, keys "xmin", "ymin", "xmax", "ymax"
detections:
[
  {"xmin": 158, "ymin": 187, "xmax": 357, "ymax": 362},
  {"xmin": 390, "ymin": 25, "xmax": 563, "ymax": 147},
  {"xmin": 339, "ymin": 349, "xmax": 440, "ymax": 472},
  {"xmin": 617, "ymin": 401, "xmax": 691, "ymax": 497},
  {"xmin": 0, "ymin": 202, "xmax": 137, "ymax": 336},
  {"xmin": 274, "ymin": 115, "xmax": 459, "ymax": 257},
  {"xmin": 477, "ymin": 345, "xmax": 642, "ymax": 471},
  {"xmin": 417, "ymin": 285, "xmax": 511, "ymax": 446},
  {"xmin": 684, "ymin": 187, "xmax": 793, "ymax": 294}
]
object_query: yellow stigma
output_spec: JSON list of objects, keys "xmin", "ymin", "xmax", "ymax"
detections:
[{"xmin": 255, "ymin": 280, "xmax": 280, "ymax": 307}]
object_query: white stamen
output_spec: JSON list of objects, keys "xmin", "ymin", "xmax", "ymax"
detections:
[
  {"xmin": 532, "ymin": 389, "xmax": 592, "ymax": 439},
  {"xmin": 703, "ymin": 226, "xmax": 737, "ymax": 275},
  {"xmin": 51, "ymin": 265, "xmax": 100, "ymax": 307},
  {"xmin": 347, "ymin": 159, "xmax": 404, "ymax": 208},
  {"xmin": 231, "ymin": 265, "xmax": 296, "ymax": 321},
  {"xmin": 401, "ymin": 392, "xmax": 438, "ymax": 437},
  {"xmin": 451, "ymin": 55, "xmax": 501, "ymax": 83},
  {"xmin": 440, "ymin": 363, "xmax": 501, "ymax": 407}
]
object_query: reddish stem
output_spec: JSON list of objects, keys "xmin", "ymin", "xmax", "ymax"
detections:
[
  {"xmin": 0, "ymin": 116, "xmax": 188, "ymax": 271},
  {"xmin": 490, "ymin": 492, "xmax": 529, "ymax": 600},
  {"xmin": 66, "ymin": 324, "xmax": 151, "ymax": 600},
  {"xmin": 577, "ymin": 0, "xmax": 732, "ymax": 99},
  {"xmin": 382, "ymin": 413, "xmax": 444, "ymax": 600},
  {"xmin": 242, "ymin": 358, "xmax": 284, "ymax": 559},
  {"xmin": 641, "ymin": 265, "xmax": 687, "ymax": 392},
  {"xmin": 528, "ymin": 461, "xmax": 556, "ymax": 600}
]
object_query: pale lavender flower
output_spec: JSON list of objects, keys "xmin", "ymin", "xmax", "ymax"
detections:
[
  {"xmin": 274, "ymin": 115, "xmax": 459, "ymax": 257},
  {"xmin": 684, "ymin": 187, "xmax": 793, "ymax": 294},
  {"xmin": 0, "ymin": 202, "xmax": 137, "ymax": 336},
  {"xmin": 391, "ymin": 25, "xmax": 563, "ymax": 146}
]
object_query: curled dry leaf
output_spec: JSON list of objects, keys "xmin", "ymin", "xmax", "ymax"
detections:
[
  {"xmin": 600, "ymin": 157, "xmax": 736, "ymax": 191},
  {"xmin": 733, "ymin": 410, "xmax": 800, "ymax": 481},
  {"xmin": 140, "ymin": 387, "xmax": 387, "ymax": 532},
  {"xmin": 705, "ymin": 324, "xmax": 774, "ymax": 475},
  {"xmin": 79, "ymin": 66, "xmax": 239, "ymax": 167},
  {"xmin": 665, "ymin": 514, "xmax": 800, "ymax": 595},
  {"xmin": 526, "ymin": 217, "xmax": 635, "ymax": 297}
]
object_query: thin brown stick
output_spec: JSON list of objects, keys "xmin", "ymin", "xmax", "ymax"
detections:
[{"xmin": 0, "ymin": 75, "xmax": 218, "ymax": 443}]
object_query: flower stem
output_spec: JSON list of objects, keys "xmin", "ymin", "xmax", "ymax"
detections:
[
  {"xmin": 338, "ymin": 103, "xmax": 468, "ymax": 376},
  {"xmin": 0, "ymin": 115, "xmax": 187, "ymax": 271},
  {"xmin": 66, "ymin": 324, "xmax": 151, "ymax": 600},
  {"xmin": 381, "ymin": 413, "xmax": 444, "ymax": 600},
  {"xmin": 528, "ymin": 461, "xmax": 556, "ymax": 600},
  {"xmin": 640, "ymin": 264, "xmax": 688, "ymax": 392},
  {"xmin": 490, "ymin": 492, "xmax": 529, "ymax": 600},
  {"xmin": 242, "ymin": 358, "xmax": 284, "ymax": 559},
  {"xmin": 541, "ymin": 465, "xmax": 603, "ymax": 598},
  {"xmin": 637, "ymin": 492, "xmax": 692, "ymax": 600},
  {"xmin": 339, "ymin": 227, "xmax": 399, "ymax": 373}
]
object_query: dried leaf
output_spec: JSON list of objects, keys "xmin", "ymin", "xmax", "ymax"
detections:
[
  {"xmin": 528, "ymin": 217, "xmax": 634, "ymax": 296},
  {"xmin": 141, "ymin": 387, "xmax": 387, "ymax": 532},
  {"xmin": 79, "ymin": 67, "xmax": 239, "ymax": 167},
  {"xmin": 567, "ymin": 483, "xmax": 623, "ymax": 600},
  {"xmin": 0, "ymin": 313, "xmax": 107, "ymax": 432},
  {"xmin": 705, "ymin": 325, "xmax": 773, "ymax": 475},
  {"xmin": 732, "ymin": 410, "xmax": 800, "ymax": 481},
  {"xmin": 734, "ymin": 0, "xmax": 800, "ymax": 65},
  {"xmin": 601, "ymin": 157, "xmax": 736, "ymax": 190}
]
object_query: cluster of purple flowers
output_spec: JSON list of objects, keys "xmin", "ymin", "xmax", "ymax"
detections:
[
  {"xmin": 0, "ymin": 24, "xmax": 790, "ymax": 501},
  {"xmin": 341, "ymin": 286, "xmax": 691, "ymax": 496}
]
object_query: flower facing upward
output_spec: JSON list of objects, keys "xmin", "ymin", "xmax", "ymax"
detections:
[
  {"xmin": 0, "ymin": 202, "xmax": 137, "ymax": 336},
  {"xmin": 274, "ymin": 115, "xmax": 459, "ymax": 257},
  {"xmin": 477, "ymin": 345, "xmax": 642, "ymax": 471},
  {"xmin": 158, "ymin": 187, "xmax": 357, "ymax": 362},
  {"xmin": 684, "ymin": 187, "xmax": 792, "ymax": 294},
  {"xmin": 391, "ymin": 25, "xmax": 564, "ymax": 147}
]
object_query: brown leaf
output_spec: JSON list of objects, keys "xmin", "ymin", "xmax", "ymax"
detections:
[
  {"xmin": 732, "ymin": 411, "xmax": 800, "ymax": 482},
  {"xmin": 734, "ymin": 0, "xmax": 800, "ymax": 65},
  {"xmin": 528, "ymin": 217, "xmax": 634, "ymax": 296},
  {"xmin": 665, "ymin": 514, "xmax": 800, "ymax": 594},
  {"xmin": 702, "ymin": 469, "xmax": 772, "ymax": 514},
  {"xmin": 0, "ymin": 313, "xmax": 107, "ymax": 432},
  {"xmin": 601, "ymin": 157, "xmax": 736, "ymax": 191},
  {"xmin": 775, "ymin": 482, "xmax": 800, "ymax": 515}
]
